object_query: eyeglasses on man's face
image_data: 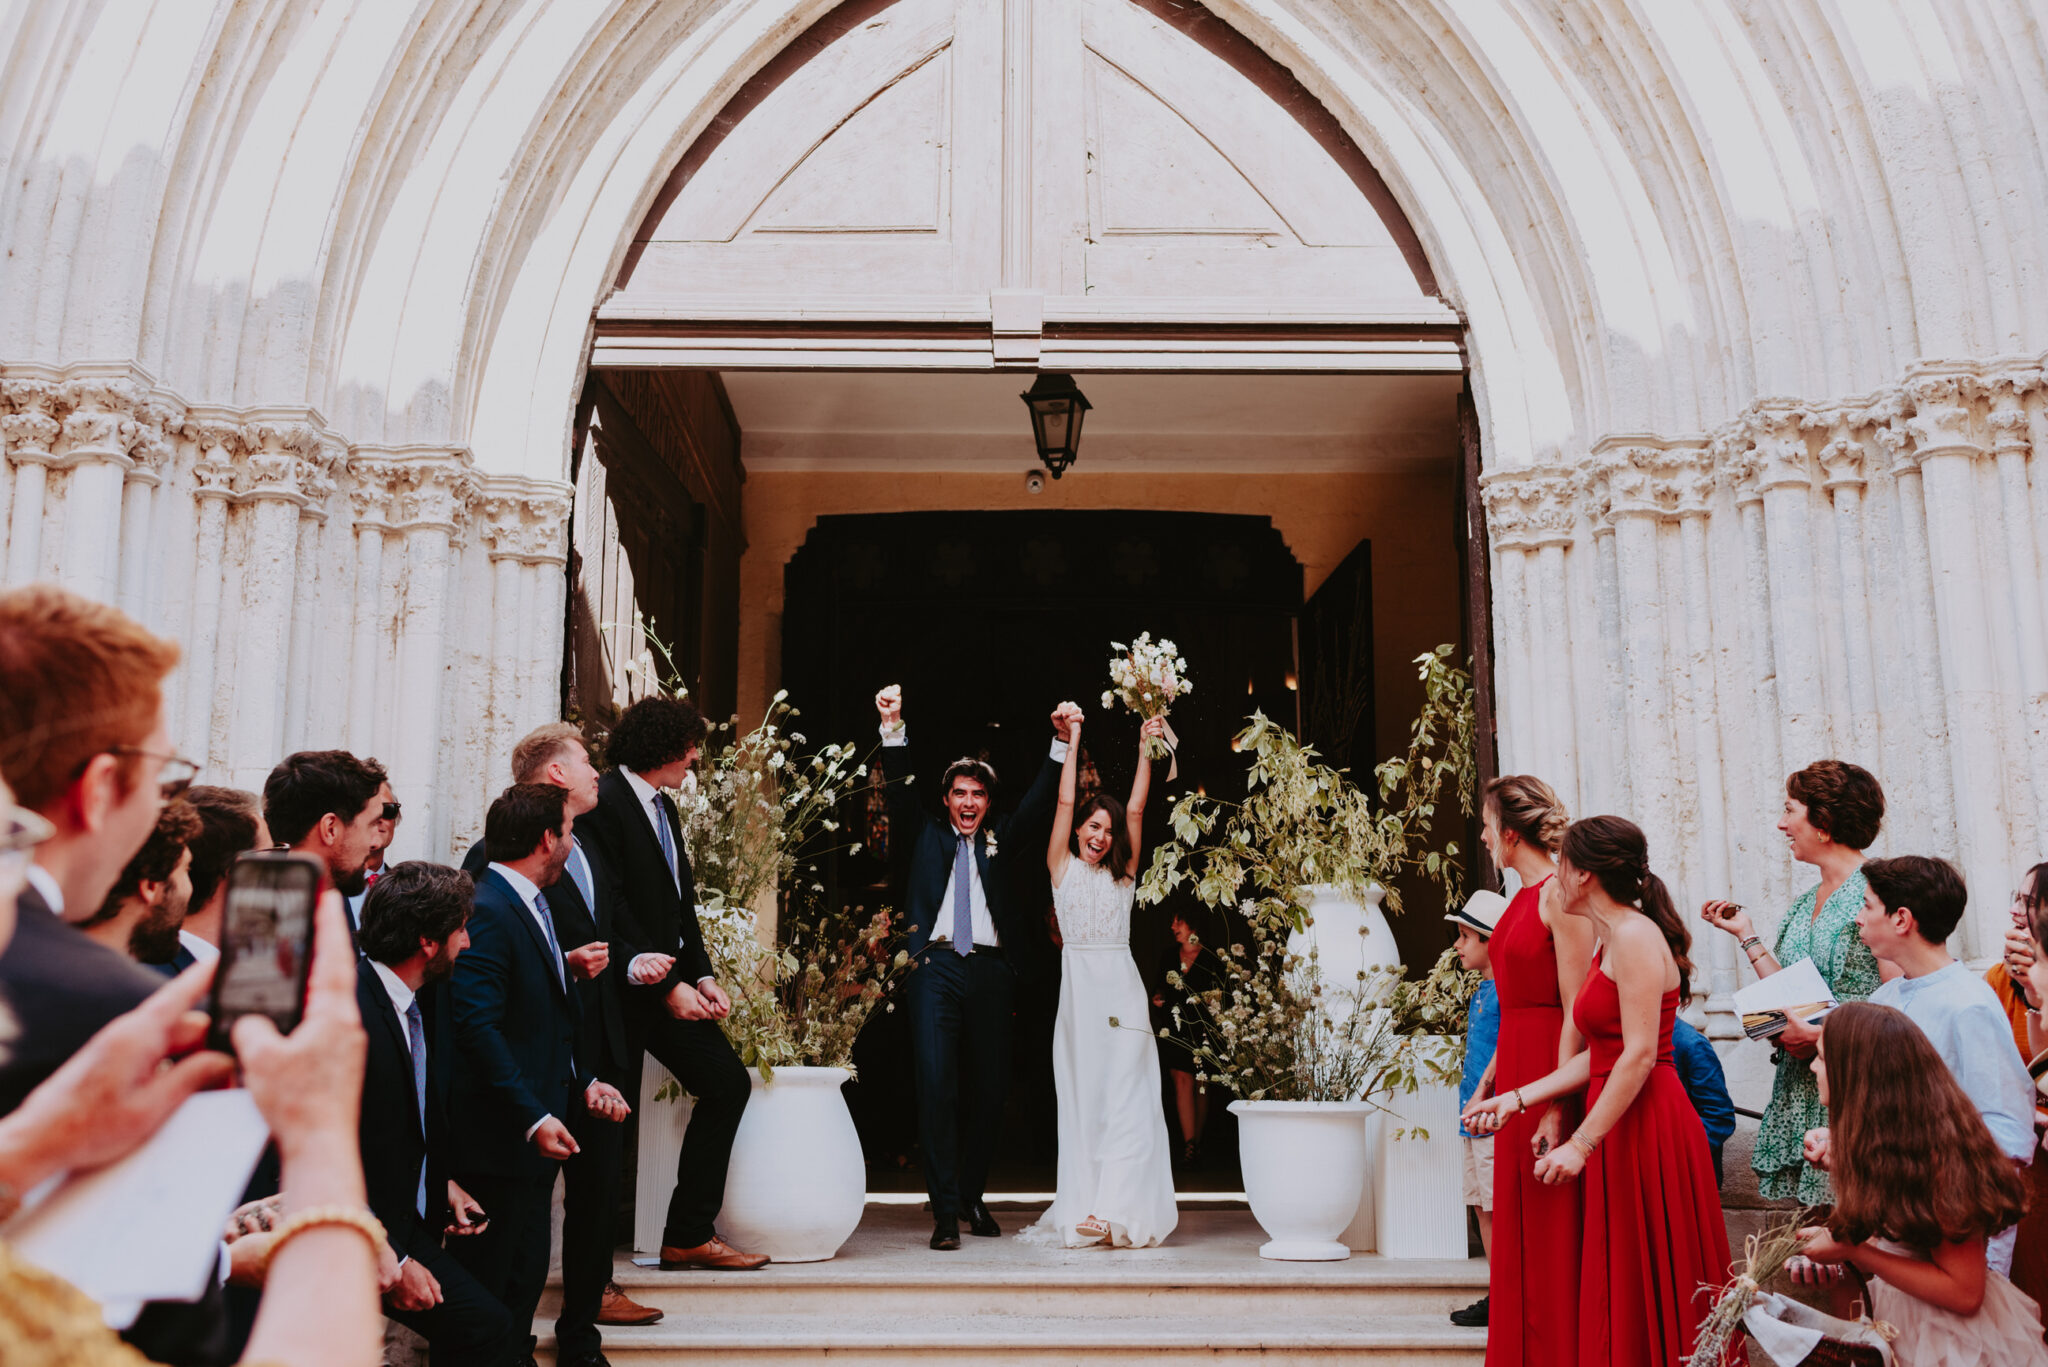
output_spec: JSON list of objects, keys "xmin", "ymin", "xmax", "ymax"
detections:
[{"xmin": 107, "ymin": 747, "xmax": 201, "ymax": 801}]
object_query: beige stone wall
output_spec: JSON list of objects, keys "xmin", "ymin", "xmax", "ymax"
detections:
[{"xmin": 736, "ymin": 466, "xmax": 1463, "ymax": 764}]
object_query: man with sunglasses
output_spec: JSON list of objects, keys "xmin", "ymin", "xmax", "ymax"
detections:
[
  {"xmin": 0, "ymin": 584, "xmax": 197, "ymax": 1116},
  {"xmin": 348, "ymin": 782, "xmax": 403, "ymax": 931}
]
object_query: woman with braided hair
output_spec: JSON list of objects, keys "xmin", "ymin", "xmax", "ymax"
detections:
[{"xmin": 1464, "ymin": 815, "xmax": 1731, "ymax": 1365}]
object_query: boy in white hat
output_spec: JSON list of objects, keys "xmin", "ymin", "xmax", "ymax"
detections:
[{"xmin": 1447, "ymin": 888, "xmax": 1510, "ymax": 1330}]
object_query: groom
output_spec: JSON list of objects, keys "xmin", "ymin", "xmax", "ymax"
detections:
[{"xmin": 876, "ymin": 685, "xmax": 1076, "ymax": 1250}]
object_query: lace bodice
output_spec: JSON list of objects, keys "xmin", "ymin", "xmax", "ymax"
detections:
[{"xmin": 1053, "ymin": 860, "xmax": 1135, "ymax": 947}]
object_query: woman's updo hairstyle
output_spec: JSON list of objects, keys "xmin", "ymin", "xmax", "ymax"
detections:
[
  {"xmin": 1483, "ymin": 774, "xmax": 1569, "ymax": 853},
  {"xmin": 1785, "ymin": 760, "xmax": 1885, "ymax": 852},
  {"xmin": 1559, "ymin": 815, "xmax": 1695, "ymax": 1002}
]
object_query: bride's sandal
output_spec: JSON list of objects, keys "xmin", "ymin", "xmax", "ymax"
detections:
[{"xmin": 1074, "ymin": 1216, "xmax": 1110, "ymax": 1244}]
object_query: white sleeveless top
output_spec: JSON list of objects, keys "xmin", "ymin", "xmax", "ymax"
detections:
[{"xmin": 1053, "ymin": 861, "xmax": 1135, "ymax": 947}]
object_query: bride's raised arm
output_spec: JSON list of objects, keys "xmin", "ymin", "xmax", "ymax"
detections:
[
  {"xmin": 1125, "ymin": 716, "xmax": 1165, "ymax": 878},
  {"xmin": 1047, "ymin": 717, "xmax": 1083, "ymax": 886}
]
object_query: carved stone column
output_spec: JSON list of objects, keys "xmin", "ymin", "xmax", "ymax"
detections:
[
  {"xmin": 225, "ymin": 420, "xmax": 320, "ymax": 791},
  {"xmin": 1906, "ymin": 370, "xmax": 2011, "ymax": 956},
  {"xmin": 177, "ymin": 418, "xmax": 242, "ymax": 765},
  {"xmin": 116, "ymin": 400, "xmax": 175, "ymax": 622},
  {"xmin": 1479, "ymin": 474, "xmax": 1538, "ymax": 778},
  {"xmin": 1573, "ymin": 456, "xmax": 1629, "ymax": 815},
  {"xmin": 1668, "ymin": 449, "xmax": 1735, "ymax": 1031},
  {"xmin": 478, "ymin": 483, "xmax": 573, "ymax": 763},
  {"xmin": 1718, "ymin": 435, "xmax": 1787, "ymax": 917},
  {"xmin": 1750, "ymin": 405, "xmax": 1829, "ymax": 771},
  {"xmin": 385, "ymin": 453, "xmax": 478, "ymax": 860},
  {"xmin": 344, "ymin": 458, "xmax": 400, "ymax": 758},
  {"xmin": 284, "ymin": 447, "xmax": 339, "ymax": 754},
  {"xmin": 1604, "ymin": 445, "xmax": 1679, "ymax": 872},
  {"xmin": 2, "ymin": 380, "xmax": 61, "ymax": 582},
  {"xmin": 55, "ymin": 378, "xmax": 146, "ymax": 602},
  {"xmin": 1818, "ymin": 421, "xmax": 1880, "ymax": 770},
  {"xmin": 1527, "ymin": 475, "xmax": 1580, "ymax": 814},
  {"xmin": 1986, "ymin": 372, "xmax": 2048, "ymax": 853}
]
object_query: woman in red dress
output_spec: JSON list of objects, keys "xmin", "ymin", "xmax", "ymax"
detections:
[
  {"xmin": 1467, "ymin": 816, "xmax": 1734, "ymax": 1366},
  {"xmin": 1475, "ymin": 776, "xmax": 1593, "ymax": 1366}
]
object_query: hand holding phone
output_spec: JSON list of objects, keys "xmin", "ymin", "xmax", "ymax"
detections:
[{"xmin": 208, "ymin": 852, "xmax": 324, "ymax": 1052}]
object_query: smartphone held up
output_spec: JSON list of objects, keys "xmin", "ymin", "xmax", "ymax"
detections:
[{"xmin": 207, "ymin": 851, "xmax": 324, "ymax": 1053}]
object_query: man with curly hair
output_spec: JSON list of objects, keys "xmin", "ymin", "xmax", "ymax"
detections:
[
  {"xmin": 80, "ymin": 797, "xmax": 204, "ymax": 966},
  {"xmin": 576, "ymin": 696, "xmax": 767, "ymax": 1272}
]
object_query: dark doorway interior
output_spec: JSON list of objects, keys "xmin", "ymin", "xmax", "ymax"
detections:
[{"xmin": 782, "ymin": 509, "xmax": 1333, "ymax": 1190}]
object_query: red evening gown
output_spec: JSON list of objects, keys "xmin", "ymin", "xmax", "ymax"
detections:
[
  {"xmin": 1574, "ymin": 960, "xmax": 1734, "ymax": 1365},
  {"xmin": 1489, "ymin": 878, "xmax": 1583, "ymax": 1367}
]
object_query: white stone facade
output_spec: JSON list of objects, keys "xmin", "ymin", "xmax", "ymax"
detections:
[{"xmin": 2, "ymin": 0, "xmax": 2046, "ymax": 936}]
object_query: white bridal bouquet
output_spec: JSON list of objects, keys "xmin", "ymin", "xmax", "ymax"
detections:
[{"xmin": 1103, "ymin": 632, "xmax": 1191, "ymax": 776}]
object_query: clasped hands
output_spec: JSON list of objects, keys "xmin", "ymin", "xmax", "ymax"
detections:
[{"xmin": 1459, "ymin": 1094, "xmax": 1581, "ymax": 1183}]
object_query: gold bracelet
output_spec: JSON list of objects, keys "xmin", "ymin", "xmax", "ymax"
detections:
[
  {"xmin": 255, "ymin": 1204, "xmax": 387, "ymax": 1279},
  {"xmin": 1569, "ymin": 1129, "xmax": 1599, "ymax": 1158},
  {"xmin": 1512, "ymin": 1088, "xmax": 1528, "ymax": 1114}
]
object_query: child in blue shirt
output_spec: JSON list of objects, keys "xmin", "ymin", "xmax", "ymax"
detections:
[{"xmin": 1446, "ymin": 889, "xmax": 1509, "ymax": 1329}]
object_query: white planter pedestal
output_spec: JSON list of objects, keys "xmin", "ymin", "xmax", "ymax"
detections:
[
  {"xmin": 1230, "ymin": 1100, "xmax": 1377, "ymax": 1261},
  {"xmin": 632, "ymin": 1060, "xmax": 865, "ymax": 1262},
  {"xmin": 1373, "ymin": 1040, "xmax": 1468, "ymax": 1259},
  {"xmin": 1286, "ymin": 883, "xmax": 1399, "ymax": 1252}
]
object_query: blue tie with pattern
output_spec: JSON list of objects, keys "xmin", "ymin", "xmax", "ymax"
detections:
[
  {"xmin": 567, "ymin": 840, "xmax": 595, "ymax": 911},
  {"xmin": 405, "ymin": 998, "xmax": 427, "ymax": 1217},
  {"xmin": 534, "ymin": 889, "xmax": 567, "ymax": 992},
  {"xmin": 653, "ymin": 793, "xmax": 681, "ymax": 891},
  {"xmin": 951, "ymin": 835, "xmax": 973, "ymax": 955}
]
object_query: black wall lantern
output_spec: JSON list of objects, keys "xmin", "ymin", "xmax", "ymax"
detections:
[{"xmin": 1020, "ymin": 372, "xmax": 1091, "ymax": 479}]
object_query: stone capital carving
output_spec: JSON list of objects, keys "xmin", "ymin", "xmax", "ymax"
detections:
[
  {"xmin": 1746, "ymin": 406, "xmax": 1814, "ymax": 493},
  {"xmin": 1983, "ymin": 370, "xmax": 2037, "ymax": 455},
  {"xmin": 0, "ymin": 380, "xmax": 63, "ymax": 466},
  {"xmin": 345, "ymin": 456, "xmax": 402, "ymax": 527},
  {"xmin": 1817, "ymin": 415, "xmax": 1868, "ymax": 492},
  {"xmin": 1664, "ymin": 446, "xmax": 1715, "ymax": 517},
  {"xmin": 1601, "ymin": 445, "xmax": 1663, "ymax": 519},
  {"xmin": 386, "ymin": 453, "xmax": 480, "ymax": 535},
  {"xmin": 477, "ymin": 483, "xmax": 573, "ymax": 564},
  {"xmin": 1569, "ymin": 456, "xmax": 1615, "ymax": 534},
  {"xmin": 1709, "ymin": 430, "xmax": 1763, "ymax": 507},
  {"xmin": 56, "ymin": 377, "xmax": 148, "ymax": 469},
  {"xmin": 237, "ymin": 423, "xmax": 323, "ymax": 505},
  {"xmin": 1904, "ymin": 372, "xmax": 1984, "ymax": 461}
]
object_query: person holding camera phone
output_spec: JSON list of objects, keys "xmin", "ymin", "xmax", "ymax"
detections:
[{"xmin": 1697, "ymin": 759, "xmax": 1895, "ymax": 1207}]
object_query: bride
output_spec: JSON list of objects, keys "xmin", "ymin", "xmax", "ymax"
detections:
[{"xmin": 1018, "ymin": 714, "xmax": 1179, "ymax": 1248}]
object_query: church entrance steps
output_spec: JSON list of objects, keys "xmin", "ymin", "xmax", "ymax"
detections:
[{"xmin": 535, "ymin": 1205, "xmax": 1488, "ymax": 1364}]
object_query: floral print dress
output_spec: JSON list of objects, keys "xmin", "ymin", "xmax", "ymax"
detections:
[{"xmin": 1751, "ymin": 868, "xmax": 1879, "ymax": 1204}]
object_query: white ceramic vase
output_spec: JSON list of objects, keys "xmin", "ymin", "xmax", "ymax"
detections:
[
  {"xmin": 1230, "ymin": 1099, "xmax": 1377, "ymax": 1260},
  {"xmin": 1286, "ymin": 881, "xmax": 1398, "ymax": 1249},
  {"xmin": 1373, "ymin": 1036, "xmax": 1468, "ymax": 1258},
  {"xmin": 715, "ymin": 1066, "xmax": 866, "ymax": 1263}
]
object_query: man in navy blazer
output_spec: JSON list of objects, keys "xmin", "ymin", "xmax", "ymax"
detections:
[
  {"xmin": 448, "ymin": 784, "xmax": 631, "ymax": 1363},
  {"xmin": 355, "ymin": 861, "xmax": 514, "ymax": 1366},
  {"xmin": 874, "ymin": 685, "xmax": 1077, "ymax": 1249}
]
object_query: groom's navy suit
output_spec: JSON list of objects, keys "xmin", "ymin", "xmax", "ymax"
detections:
[{"xmin": 883, "ymin": 730, "xmax": 1063, "ymax": 1227}]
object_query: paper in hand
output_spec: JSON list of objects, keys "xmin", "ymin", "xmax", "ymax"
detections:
[
  {"xmin": 2, "ymin": 1089, "xmax": 270, "ymax": 1327},
  {"xmin": 1733, "ymin": 957, "xmax": 1838, "ymax": 1041}
]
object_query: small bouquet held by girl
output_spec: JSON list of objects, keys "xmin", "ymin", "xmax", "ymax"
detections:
[{"xmin": 1103, "ymin": 632, "xmax": 1190, "ymax": 779}]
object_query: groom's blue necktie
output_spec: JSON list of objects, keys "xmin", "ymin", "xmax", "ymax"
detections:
[{"xmin": 951, "ymin": 835, "xmax": 974, "ymax": 955}]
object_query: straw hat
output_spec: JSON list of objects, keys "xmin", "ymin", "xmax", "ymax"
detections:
[{"xmin": 1445, "ymin": 888, "xmax": 1511, "ymax": 937}]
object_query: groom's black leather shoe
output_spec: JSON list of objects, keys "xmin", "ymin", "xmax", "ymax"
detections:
[
  {"xmin": 965, "ymin": 1201, "xmax": 1000, "ymax": 1238},
  {"xmin": 930, "ymin": 1221, "xmax": 962, "ymax": 1250}
]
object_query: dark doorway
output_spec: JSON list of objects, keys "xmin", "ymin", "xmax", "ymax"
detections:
[{"xmin": 782, "ymin": 509, "xmax": 1311, "ymax": 1190}]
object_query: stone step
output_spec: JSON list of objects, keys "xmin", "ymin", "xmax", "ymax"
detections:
[
  {"xmin": 535, "ymin": 1312, "xmax": 1486, "ymax": 1364},
  {"xmin": 532, "ymin": 1205, "xmax": 1489, "ymax": 1363}
]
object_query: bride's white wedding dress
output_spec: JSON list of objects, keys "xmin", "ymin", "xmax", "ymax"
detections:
[{"xmin": 1017, "ymin": 860, "xmax": 1179, "ymax": 1249}]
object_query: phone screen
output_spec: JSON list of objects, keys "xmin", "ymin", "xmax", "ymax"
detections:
[{"xmin": 209, "ymin": 853, "xmax": 322, "ymax": 1051}]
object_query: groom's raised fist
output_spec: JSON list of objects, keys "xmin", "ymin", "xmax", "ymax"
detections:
[
  {"xmin": 876, "ymin": 684, "xmax": 903, "ymax": 728},
  {"xmin": 1051, "ymin": 701, "xmax": 1083, "ymax": 742}
]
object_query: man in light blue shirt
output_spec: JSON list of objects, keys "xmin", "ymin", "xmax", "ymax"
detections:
[{"xmin": 1857, "ymin": 855, "xmax": 2034, "ymax": 1275}]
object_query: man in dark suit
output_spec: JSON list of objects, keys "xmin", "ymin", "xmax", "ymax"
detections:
[
  {"xmin": 355, "ymin": 860, "xmax": 515, "ymax": 1366},
  {"xmin": 262, "ymin": 750, "xmax": 387, "ymax": 948},
  {"xmin": 448, "ymin": 783, "xmax": 628, "ymax": 1363},
  {"xmin": 575, "ymin": 696, "xmax": 766, "ymax": 1272},
  {"xmin": 874, "ymin": 684, "xmax": 1075, "ymax": 1250},
  {"xmin": 463, "ymin": 723, "xmax": 666, "ymax": 1361}
]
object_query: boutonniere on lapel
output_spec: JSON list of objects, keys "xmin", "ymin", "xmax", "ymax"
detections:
[{"xmin": 982, "ymin": 829, "xmax": 998, "ymax": 859}]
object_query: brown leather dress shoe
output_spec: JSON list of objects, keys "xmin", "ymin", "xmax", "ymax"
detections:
[
  {"xmin": 657, "ymin": 1236, "xmax": 770, "ymax": 1270},
  {"xmin": 596, "ymin": 1281, "xmax": 664, "ymax": 1325}
]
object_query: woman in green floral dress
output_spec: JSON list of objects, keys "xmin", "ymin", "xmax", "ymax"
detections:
[{"xmin": 1699, "ymin": 760, "xmax": 1892, "ymax": 1205}]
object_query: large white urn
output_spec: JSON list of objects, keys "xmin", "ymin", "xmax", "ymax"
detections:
[
  {"xmin": 1230, "ymin": 1100, "xmax": 1378, "ymax": 1261},
  {"xmin": 1286, "ymin": 882, "xmax": 1399, "ymax": 1251},
  {"xmin": 633, "ymin": 1063, "xmax": 866, "ymax": 1262}
]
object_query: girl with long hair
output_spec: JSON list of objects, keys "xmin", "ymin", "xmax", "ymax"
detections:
[
  {"xmin": 1465, "ymin": 775, "xmax": 1593, "ymax": 1357},
  {"xmin": 1463, "ymin": 815, "xmax": 1730, "ymax": 1365},
  {"xmin": 1798, "ymin": 1002, "xmax": 2045, "ymax": 1365},
  {"xmin": 1017, "ymin": 715, "xmax": 1177, "ymax": 1248}
]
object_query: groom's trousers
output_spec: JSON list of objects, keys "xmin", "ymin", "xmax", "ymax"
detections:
[{"xmin": 906, "ymin": 945, "xmax": 1015, "ymax": 1223}]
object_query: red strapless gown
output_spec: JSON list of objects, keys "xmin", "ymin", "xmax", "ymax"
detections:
[
  {"xmin": 1489, "ymin": 879, "xmax": 1583, "ymax": 1367},
  {"xmin": 1574, "ymin": 961, "xmax": 1734, "ymax": 1365}
]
